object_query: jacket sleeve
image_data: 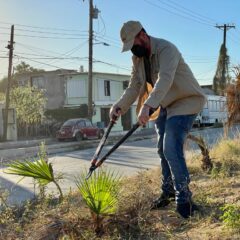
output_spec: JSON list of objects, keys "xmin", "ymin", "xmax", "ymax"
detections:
[
  {"xmin": 113, "ymin": 57, "xmax": 142, "ymax": 114},
  {"xmin": 144, "ymin": 45, "xmax": 181, "ymax": 108}
]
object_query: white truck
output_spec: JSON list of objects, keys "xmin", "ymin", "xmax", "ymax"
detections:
[{"xmin": 195, "ymin": 95, "xmax": 227, "ymax": 127}]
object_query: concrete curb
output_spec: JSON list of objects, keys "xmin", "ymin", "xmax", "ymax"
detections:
[{"xmin": 0, "ymin": 131, "xmax": 156, "ymax": 164}]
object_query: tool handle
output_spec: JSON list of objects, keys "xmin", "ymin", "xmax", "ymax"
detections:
[
  {"xmin": 96, "ymin": 107, "xmax": 155, "ymax": 167},
  {"xmin": 96, "ymin": 122, "xmax": 140, "ymax": 167},
  {"xmin": 90, "ymin": 107, "xmax": 121, "ymax": 165},
  {"xmin": 111, "ymin": 107, "xmax": 121, "ymax": 122}
]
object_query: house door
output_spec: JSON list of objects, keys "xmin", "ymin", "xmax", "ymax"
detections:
[
  {"xmin": 100, "ymin": 108, "xmax": 110, "ymax": 128},
  {"xmin": 121, "ymin": 108, "xmax": 132, "ymax": 130}
]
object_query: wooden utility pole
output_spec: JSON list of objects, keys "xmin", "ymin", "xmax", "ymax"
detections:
[
  {"xmin": 215, "ymin": 24, "xmax": 235, "ymax": 93},
  {"xmin": 215, "ymin": 24, "xmax": 235, "ymax": 48},
  {"xmin": 3, "ymin": 25, "xmax": 14, "ymax": 141},
  {"xmin": 88, "ymin": 0, "xmax": 93, "ymax": 121}
]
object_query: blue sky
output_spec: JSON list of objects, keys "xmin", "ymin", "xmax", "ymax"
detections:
[{"xmin": 0, "ymin": 0, "xmax": 240, "ymax": 85}]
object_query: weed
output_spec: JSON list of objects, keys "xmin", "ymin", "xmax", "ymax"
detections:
[{"xmin": 220, "ymin": 203, "xmax": 240, "ymax": 231}]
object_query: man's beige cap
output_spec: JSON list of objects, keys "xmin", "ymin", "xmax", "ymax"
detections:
[{"xmin": 120, "ymin": 21, "xmax": 143, "ymax": 52}]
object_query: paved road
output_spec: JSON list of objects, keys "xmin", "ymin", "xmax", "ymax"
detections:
[
  {"xmin": 0, "ymin": 138, "xmax": 159, "ymax": 206},
  {"xmin": 1, "ymin": 124, "xmax": 239, "ymax": 206}
]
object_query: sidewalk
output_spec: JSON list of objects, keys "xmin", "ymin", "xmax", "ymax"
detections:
[{"xmin": 0, "ymin": 128, "xmax": 156, "ymax": 165}]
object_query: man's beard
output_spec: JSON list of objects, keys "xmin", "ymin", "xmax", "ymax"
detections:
[{"xmin": 131, "ymin": 44, "xmax": 148, "ymax": 58}]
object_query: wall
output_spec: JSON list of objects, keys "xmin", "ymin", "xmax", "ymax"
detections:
[
  {"xmin": 0, "ymin": 103, "xmax": 3, "ymax": 138},
  {"xmin": 16, "ymin": 70, "xmax": 76, "ymax": 110}
]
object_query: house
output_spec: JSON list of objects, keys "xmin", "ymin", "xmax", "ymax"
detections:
[
  {"xmin": 16, "ymin": 70, "xmax": 139, "ymax": 131},
  {"xmin": 16, "ymin": 69, "xmax": 77, "ymax": 109},
  {"xmin": 61, "ymin": 71, "xmax": 135, "ymax": 131}
]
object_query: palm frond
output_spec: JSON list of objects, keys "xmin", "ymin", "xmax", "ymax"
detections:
[
  {"xmin": 75, "ymin": 169, "xmax": 121, "ymax": 216},
  {"xmin": 5, "ymin": 159, "xmax": 55, "ymax": 186},
  {"xmin": 5, "ymin": 158, "xmax": 63, "ymax": 201}
]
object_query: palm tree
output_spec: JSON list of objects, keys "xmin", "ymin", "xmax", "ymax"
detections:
[{"xmin": 75, "ymin": 169, "xmax": 121, "ymax": 236}]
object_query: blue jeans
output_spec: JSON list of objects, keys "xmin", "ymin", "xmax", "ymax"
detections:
[{"xmin": 155, "ymin": 108, "xmax": 197, "ymax": 204}]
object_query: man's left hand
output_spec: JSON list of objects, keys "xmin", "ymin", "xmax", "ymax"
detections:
[{"xmin": 138, "ymin": 104, "xmax": 150, "ymax": 125}]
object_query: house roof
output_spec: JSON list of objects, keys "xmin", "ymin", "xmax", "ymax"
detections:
[{"xmin": 59, "ymin": 71, "xmax": 130, "ymax": 78}]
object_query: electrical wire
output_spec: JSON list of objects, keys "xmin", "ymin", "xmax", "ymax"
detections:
[
  {"xmin": 15, "ymin": 41, "xmax": 88, "ymax": 69},
  {"xmin": 14, "ymin": 55, "xmax": 88, "ymax": 60},
  {"xmin": 13, "ymin": 55, "xmax": 79, "ymax": 69},
  {"xmin": 143, "ymin": 0, "xmax": 213, "ymax": 27},
  {"xmin": 0, "ymin": 32, "xmax": 89, "ymax": 40},
  {"xmin": 93, "ymin": 58, "xmax": 131, "ymax": 71},
  {"xmin": 0, "ymin": 20, "xmax": 84, "ymax": 32},
  {"xmin": 161, "ymin": 0, "xmax": 217, "ymax": 24},
  {"xmin": 0, "ymin": 26, "xmax": 88, "ymax": 36},
  {"xmin": 95, "ymin": 13, "xmax": 106, "ymax": 37}
]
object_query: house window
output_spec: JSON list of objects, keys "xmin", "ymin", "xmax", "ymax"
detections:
[
  {"xmin": 123, "ymin": 80, "xmax": 129, "ymax": 90},
  {"xmin": 30, "ymin": 76, "xmax": 45, "ymax": 89},
  {"xmin": 104, "ymin": 80, "xmax": 110, "ymax": 96}
]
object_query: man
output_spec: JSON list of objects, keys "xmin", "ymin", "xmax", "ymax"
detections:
[{"xmin": 110, "ymin": 20, "xmax": 206, "ymax": 218}]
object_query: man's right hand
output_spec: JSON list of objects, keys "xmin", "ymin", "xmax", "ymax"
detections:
[{"xmin": 109, "ymin": 105, "xmax": 121, "ymax": 121}]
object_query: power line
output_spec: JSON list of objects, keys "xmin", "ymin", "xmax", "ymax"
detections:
[
  {"xmin": 0, "ymin": 32, "xmax": 89, "ymax": 40},
  {"xmin": 165, "ymin": 0, "xmax": 217, "ymax": 24},
  {"xmin": 14, "ymin": 28, "xmax": 88, "ymax": 36},
  {"xmin": 0, "ymin": 20, "xmax": 84, "ymax": 32},
  {"xmin": 93, "ymin": 58, "xmax": 131, "ymax": 71},
  {"xmin": 15, "ymin": 56, "xmax": 81, "ymax": 69},
  {"xmin": 14, "ymin": 54, "xmax": 88, "ymax": 60},
  {"xmin": 0, "ymin": 26, "xmax": 88, "ymax": 36},
  {"xmin": 15, "ymin": 41, "xmax": 89, "ymax": 69},
  {"xmin": 16, "ymin": 41, "xmax": 87, "ymax": 58},
  {"xmin": 155, "ymin": 0, "xmax": 214, "ymax": 25},
  {"xmin": 143, "ymin": 0, "xmax": 213, "ymax": 27}
]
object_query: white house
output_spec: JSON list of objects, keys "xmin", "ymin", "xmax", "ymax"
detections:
[{"xmin": 61, "ymin": 72, "xmax": 139, "ymax": 131}]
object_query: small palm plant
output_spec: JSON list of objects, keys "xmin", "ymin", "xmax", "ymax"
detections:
[
  {"xmin": 5, "ymin": 158, "xmax": 63, "ymax": 201},
  {"xmin": 76, "ymin": 169, "xmax": 121, "ymax": 236}
]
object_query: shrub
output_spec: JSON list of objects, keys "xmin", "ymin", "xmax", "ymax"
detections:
[{"xmin": 220, "ymin": 204, "xmax": 240, "ymax": 231}]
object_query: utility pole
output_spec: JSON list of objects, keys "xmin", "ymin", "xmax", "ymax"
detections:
[
  {"xmin": 88, "ymin": 0, "xmax": 93, "ymax": 121},
  {"xmin": 3, "ymin": 25, "xmax": 14, "ymax": 141},
  {"xmin": 87, "ymin": 0, "xmax": 99, "ymax": 121},
  {"xmin": 214, "ymin": 24, "xmax": 235, "ymax": 94},
  {"xmin": 215, "ymin": 24, "xmax": 235, "ymax": 48}
]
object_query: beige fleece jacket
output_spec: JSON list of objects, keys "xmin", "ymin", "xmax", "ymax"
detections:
[{"xmin": 114, "ymin": 36, "xmax": 206, "ymax": 119}]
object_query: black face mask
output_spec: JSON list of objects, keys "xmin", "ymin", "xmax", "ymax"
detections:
[{"xmin": 131, "ymin": 44, "xmax": 148, "ymax": 58}]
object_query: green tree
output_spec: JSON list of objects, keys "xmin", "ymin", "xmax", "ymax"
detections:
[
  {"xmin": 0, "ymin": 92, "xmax": 5, "ymax": 102},
  {"xmin": 0, "ymin": 76, "xmax": 8, "ymax": 93},
  {"xmin": 10, "ymin": 86, "xmax": 46, "ymax": 136},
  {"xmin": 14, "ymin": 61, "xmax": 44, "ymax": 75},
  {"xmin": 0, "ymin": 62, "xmax": 44, "ymax": 93}
]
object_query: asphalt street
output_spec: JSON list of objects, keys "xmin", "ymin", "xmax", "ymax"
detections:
[{"xmin": 1, "ymin": 124, "xmax": 239, "ymax": 206}]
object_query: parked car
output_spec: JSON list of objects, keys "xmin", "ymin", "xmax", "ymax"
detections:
[{"xmin": 56, "ymin": 118, "xmax": 104, "ymax": 141}]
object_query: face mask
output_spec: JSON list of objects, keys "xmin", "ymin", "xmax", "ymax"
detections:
[{"xmin": 131, "ymin": 44, "xmax": 148, "ymax": 58}]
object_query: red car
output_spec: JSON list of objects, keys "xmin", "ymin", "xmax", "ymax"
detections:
[{"xmin": 56, "ymin": 118, "xmax": 104, "ymax": 141}]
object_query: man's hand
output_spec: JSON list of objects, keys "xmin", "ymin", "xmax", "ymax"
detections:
[
  {"xmin": 138, "ymin": 104, "xmax": 151, "ymax": 125},
  {"xmin": 109, "ymin": 105, "xmax": 121, "ymax": 121}
]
